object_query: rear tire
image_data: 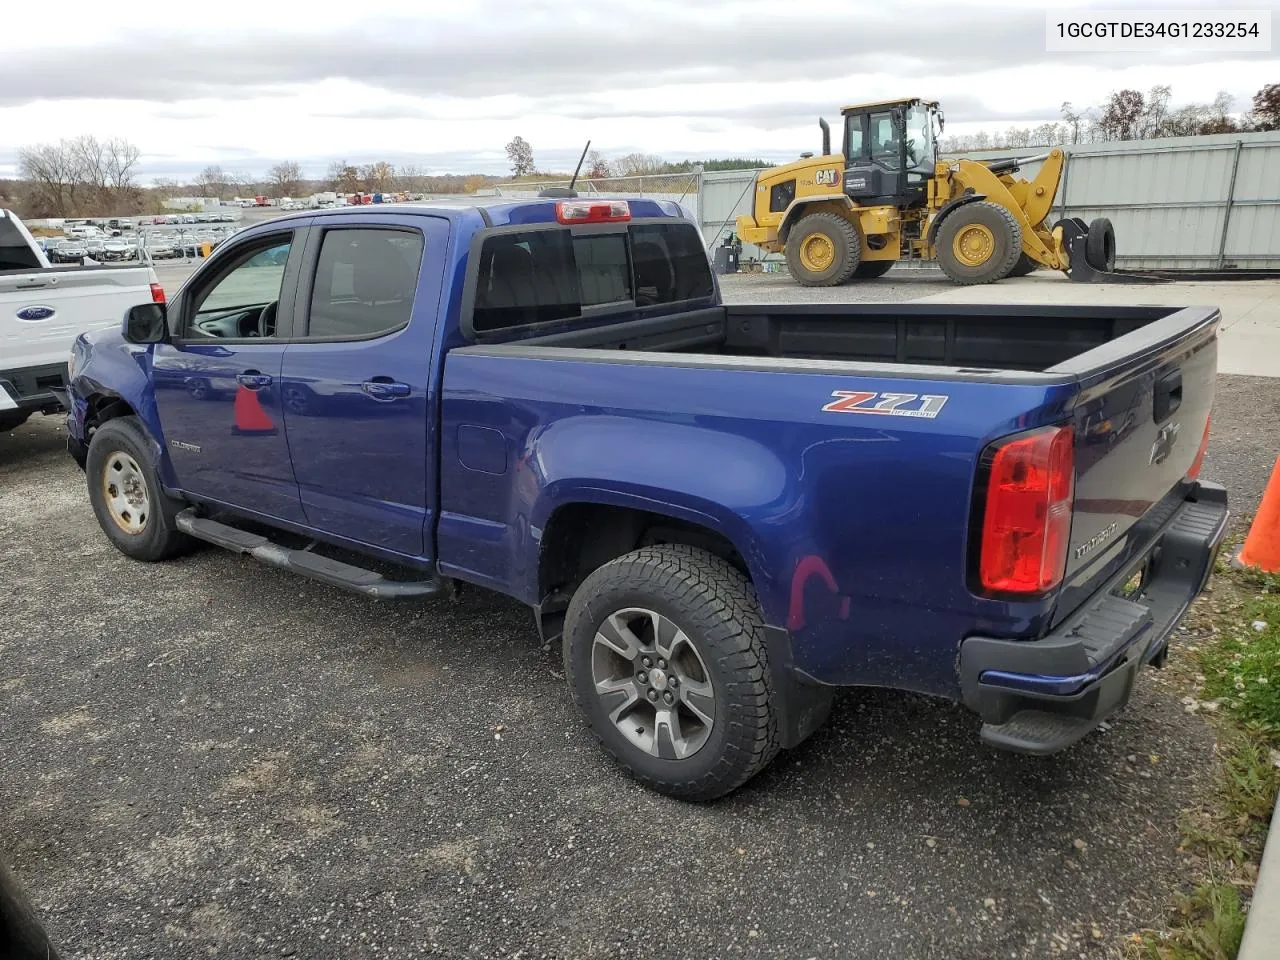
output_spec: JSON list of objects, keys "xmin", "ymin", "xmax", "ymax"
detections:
[
  {"xmin": 849, "ymin": 260, "xmax": 895, "ymax": 280},
  {"xmin": 1006, "ymin": 253, "xmax": 1038, "ymax": 277},
  {"xmin": 935, "ymin": 201, "xmax": 1023, "ymax": 285},
  {"xmin": 563, "ymin": 544, "xmax": 780, "ymax": 802},
  {"xmin": 1085, "ymin": 217, "xmax": 1116, "ymax": 272},
  {"xmin": 785, "ymin": 212, "xmax": 861, "ymax": 287},
  {"xmin": 86, "ymin": 416, "xmax": 194, "ymax": 562}
]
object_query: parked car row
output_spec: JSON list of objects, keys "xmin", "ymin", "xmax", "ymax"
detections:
[{"xmin": 138, "ymin": 225, "xmax": 241, "ymax": 259}]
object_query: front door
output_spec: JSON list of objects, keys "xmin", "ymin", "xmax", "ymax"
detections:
[
  {"xmin": 153, "ymin": 227, "xmax": 307, "ymax": 522},
  {"xmin": 278, "ymin": 216, "xmax": 444, "ymax": 558}
]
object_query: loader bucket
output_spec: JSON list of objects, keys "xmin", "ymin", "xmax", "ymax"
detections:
[{"xmin": 1057, "ymin": 217, "xmax": 1171, "ymax": 284}]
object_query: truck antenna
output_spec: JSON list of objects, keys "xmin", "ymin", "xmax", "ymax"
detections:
[{"xmin": 569, "ymin": 140, "xmax": 591, "ymax": 190}]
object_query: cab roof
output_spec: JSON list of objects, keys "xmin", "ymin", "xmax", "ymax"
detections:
[
  {"xmin": 256, "ymin": 196, "xmax": 691, "ymax": 231},
  {"xmin": 841, "ymin": 97, "xmax": 938, "ymax": 113}
]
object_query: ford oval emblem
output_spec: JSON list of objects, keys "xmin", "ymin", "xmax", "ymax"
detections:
[{"xmin": 16, "ymin": 305, "xmax": 56, "ymax": 322}]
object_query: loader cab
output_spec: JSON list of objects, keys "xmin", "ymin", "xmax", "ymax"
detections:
[{"xmin": 840, "ymin": 98, "xmax": 942, "ymax": 208}]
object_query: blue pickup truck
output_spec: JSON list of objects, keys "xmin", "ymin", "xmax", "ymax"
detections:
[{"xmin": 63, "ymin": 197, "xmax": 1228, "ymax": 800}]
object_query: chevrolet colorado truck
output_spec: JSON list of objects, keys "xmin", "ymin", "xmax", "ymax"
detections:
[
  {"xmin": 1, "ymin": 209, "xmax": 163, "ymax": 432},
  {"xmin": 63, "ymin": 198, "xmax": 1228, "ymax": 800}
]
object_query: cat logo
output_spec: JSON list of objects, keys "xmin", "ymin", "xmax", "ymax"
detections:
[{"xmin": 813, "ymin": 168, "xmax": 841, "ymax": 187}]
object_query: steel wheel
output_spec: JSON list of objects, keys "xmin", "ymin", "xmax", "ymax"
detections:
[
  {"xmin": 591, "ymin": 606, "xmax": 715, "ymax": 761},
  {"xmin": 798, "ymin": 233, "xmax": 835, "ymax": 273},
  {"xmin": 952, "ymin": 223, "xmax": 995, "ymax": 267},
  {"xmin": 101, "ymin": 451, "xmax": 149, "ymax": 535}
]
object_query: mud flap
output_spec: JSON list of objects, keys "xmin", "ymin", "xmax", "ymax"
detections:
[{"xmin": 1057, "ymin": 217, "xmax": 1171, "ymax": 284}]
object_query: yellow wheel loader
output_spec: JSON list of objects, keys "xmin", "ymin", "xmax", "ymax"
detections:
[{"xmin": 734, "ymin": 98, "xmax": 1144, "ymax": 287}]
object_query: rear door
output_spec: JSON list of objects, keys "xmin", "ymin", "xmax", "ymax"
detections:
[
  {"xmin": 278, "ymin": 214, "xmax": 448, "ymax": 559},
  {"xmin": 1054, "ymin": 309, "xmax": 1218, "ymax": 621}
]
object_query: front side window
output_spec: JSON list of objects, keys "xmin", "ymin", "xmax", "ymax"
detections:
[
  {"xmin": 306, "ymin": 228, "xmax": 424, "ymax": 339},
  {"xmin": 904, "ymin": 105, "xmax": 935, "ymax": 171},
  {"xmin": 186, "ymin": 234, "xmax": 292, "ymax": 339}
]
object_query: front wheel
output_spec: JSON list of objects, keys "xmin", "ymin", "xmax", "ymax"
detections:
[
  {"xmin": 935, "ymin": 201, "xmax": 1023, "ymax": 285},
  {"xmin": 86, "ymin": 416, "xmax": 194, "ymax": 562},
  {"xmin": 563, "ymin": 545, "xmax": 780, "ymax": 801}
]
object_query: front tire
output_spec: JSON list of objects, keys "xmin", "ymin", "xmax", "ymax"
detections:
[
  {"xmin": 785, "ymin": 212, "xmax": 861, "ymax": 287},
  {"xmin": 935, "ymin": 201, "xmax": 1023, "ymax": 285},
  {"xmin": 86, "ymin": 416, "xmax": 193, "ymax": 562},
  {"xmin": 563, "ymin": 545, "xmax": 780, "ymax": 802}
]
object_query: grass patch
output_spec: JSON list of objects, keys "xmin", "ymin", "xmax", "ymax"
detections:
[{"xmin": 1125, "ymin": 559, "xmax": 1280, "ymax": 959}]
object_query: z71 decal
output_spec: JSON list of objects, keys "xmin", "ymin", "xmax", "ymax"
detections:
[{"xmin": 821, "ymin": 390, "xmax": 949, "ymax": 419}]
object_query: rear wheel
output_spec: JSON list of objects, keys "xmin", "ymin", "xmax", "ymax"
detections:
[
  {"xmin": 563, "ymin": 545, "xmax": 780, "ymax": 801},
  {"xmin": 935, "ymin": 201, "xmax": 1023, "ymax": 285},
  {"xmin": 849, "ymin": 260, "xmax": 895, "ymax": 280},
  {"xmin": 1085, "ymin": 217, "xmax": 1116, "ymax": 272},
  {"xmin": 1006, "ymin": 252, "xmax": 1039, "ymax": 277},
  {"xmin": 785, "ymin": 212, "xmax": 861, "ymax": 286},
  {"xmin": 86, "ymin": 416, "xmax": 194, "ymax": 562}
]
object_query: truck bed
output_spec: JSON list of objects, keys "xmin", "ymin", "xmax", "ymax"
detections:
[{"xmin": 501, "ymin": 302, "xmax": 1206, "ymax": 378}]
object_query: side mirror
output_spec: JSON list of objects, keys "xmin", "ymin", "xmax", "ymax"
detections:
[
  {"xmin": 937, "ymin": 109, "xmax": 946, "ymax": 132},
  {"xmin": 123, "ymin": 302, "xmax": 168, "ymax": 344}
]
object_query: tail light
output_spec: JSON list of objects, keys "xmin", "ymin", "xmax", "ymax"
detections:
[
  {"xmin": 150, "ymin": 283, "xmax": 166, "ymax": 305},
  {"xmin": 556, "ymin": 199, "xmax": 630, "ymax": 224},
  {"xmin": 974, "ymin": 425, "xmax": 1075, "ymax": 596},
  {"xmin": 1187, "ymin": 415, "xmax": 1211, "ymax": 480}
]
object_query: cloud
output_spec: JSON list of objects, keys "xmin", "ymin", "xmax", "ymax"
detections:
[{"xmin": 3, "ymin": 1, "xmax": 1259, "ymax": 109}]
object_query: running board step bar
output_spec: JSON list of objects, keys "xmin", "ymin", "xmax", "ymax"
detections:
[
  {"xmin": 979, "ymin": 710, "xmax": 1097, "ymax": 755},
  {"xmin": 175, "ymin": 509, "xmax": 446, "ymax": 600}
]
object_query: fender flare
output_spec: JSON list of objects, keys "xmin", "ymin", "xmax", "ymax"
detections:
[
  {"xmin": 778, "ymin": 193, "xmax": 855, "ymax": 243},
  {"xmin": 925, "ymin": 191, "xmax": 987, "ymax": 246}
]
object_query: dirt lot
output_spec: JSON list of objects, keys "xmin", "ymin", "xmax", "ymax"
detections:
[{"xmin": 2, "ymin": 349, "xmax": 1278, "ymax": 957}]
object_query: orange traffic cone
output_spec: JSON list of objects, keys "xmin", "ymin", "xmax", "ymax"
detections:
[
  {"xmin": 1233, "ymin": 454, "xmax": 1280, "ymax": 573},
  {"xmin": 231, "ymin": 385, "xmax": 277, "ymax": 436}
]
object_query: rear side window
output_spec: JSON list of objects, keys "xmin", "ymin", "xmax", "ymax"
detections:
[
  {"xmin": 471, "ymin": 220, "xmax": 713, "ymax": 334},
  {"xmin": 306, "ymin": 227, "xmax": 423, "ymax": 339},
  {"xmin": 629, "ymin": 223, "xmax": 715, "ymax": 306}
]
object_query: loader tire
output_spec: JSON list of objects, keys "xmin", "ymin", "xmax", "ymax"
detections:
[
  {"xmin": 785, "ymin": 213, "xmax": 860, "ymax": 286},
  {"xmin": 1007, "ymin": 253, "xmax": 1039, "ymax": 277},
  {"xmin": 936, "ymin": 201, "xmax": 1023, "ymax": 285},
  {"xmin": 1086, "ymin": 217, "xmax": 1116, "ymax": 272},
  {"xmin": 849, "ymin": 260, "xmax": 895, "ymax": 280}
]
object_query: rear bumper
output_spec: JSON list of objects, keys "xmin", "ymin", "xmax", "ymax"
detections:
[
  {"xmin": 1, "ymin": 363, "xmax": 71, "ymax": 415},
  {"xmin": 958, "ymin": 480, "xmax": 1229, "ymax": 755}
]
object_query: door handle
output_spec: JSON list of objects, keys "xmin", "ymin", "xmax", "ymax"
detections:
[
  {"xmin": 15, "ymin": 278, "xmax": 52, "ymax": 290},
  {"xmin": 361, "ymin": 378, "xmax": 410, "ymax": 400},
  {"xmin": 237, "ymin": 371, "xmax": 273, "ymax": 389}
]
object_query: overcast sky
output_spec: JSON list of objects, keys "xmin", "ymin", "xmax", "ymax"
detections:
[{"xmin": 3, "ymin": 0, "xmax": 1276, "ymax": 182}]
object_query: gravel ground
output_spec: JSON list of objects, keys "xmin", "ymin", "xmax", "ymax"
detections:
[{"xmin": 2, "ymin": 357, "xmax": 1277, "ymax": 959}]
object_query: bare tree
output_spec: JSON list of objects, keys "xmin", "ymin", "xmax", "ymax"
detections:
[
  {"xmin": 1099, "ymin": 89, "xmax": 1144, "ymax": 140},
  {"xmin": 193, "ymin": 165, "xmax": 232, "ymax": 199},
  {"xmin": 397, "ymin": 163, "xmax": 426, "ymax": 193},
  {"xmin": 327, "ymin": 160, "xmax": 361, "ymax": 193},
  {"xmin": 266, "ymin": 160, "xmax": 303, "ymax": 197},
  {"xmin": 1250, "ymin": 83, "xmax": 1280, "ymax": 131},
  {"xmin": 1060, "ymin": 102, "xmax": 1083, "ymax": 143},
  {"xmin": 355, "ymin": 162, "xmax": 395, "ymax": 193},
  {"xmin": 505, "ymin": 136, "xmax": 535, "ymax": 177},
  {"xmin": 613, "ymin": 152, "xmax": 667, "ymax": 176},
  {"xmin": 18, "ymin": 142, "xmax": 81, "ymax": 217},
  {"xmin": 585, "ymin": 149, "xmax": 611, "ymax": 179}
]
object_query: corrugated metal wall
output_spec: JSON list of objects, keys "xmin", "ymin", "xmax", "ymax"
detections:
[{"xmin": 695, "ymin": 130, "xmax": 1280, "ymax": 270}]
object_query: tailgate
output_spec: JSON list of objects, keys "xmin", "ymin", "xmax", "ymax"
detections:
[
  {"xmin": 0, "ymin": 266, "xmax": 155, "ymax": 371},
  {"xmin": 1053, "ymin": 307, "xmax": 1219, "ymax": 624}
]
